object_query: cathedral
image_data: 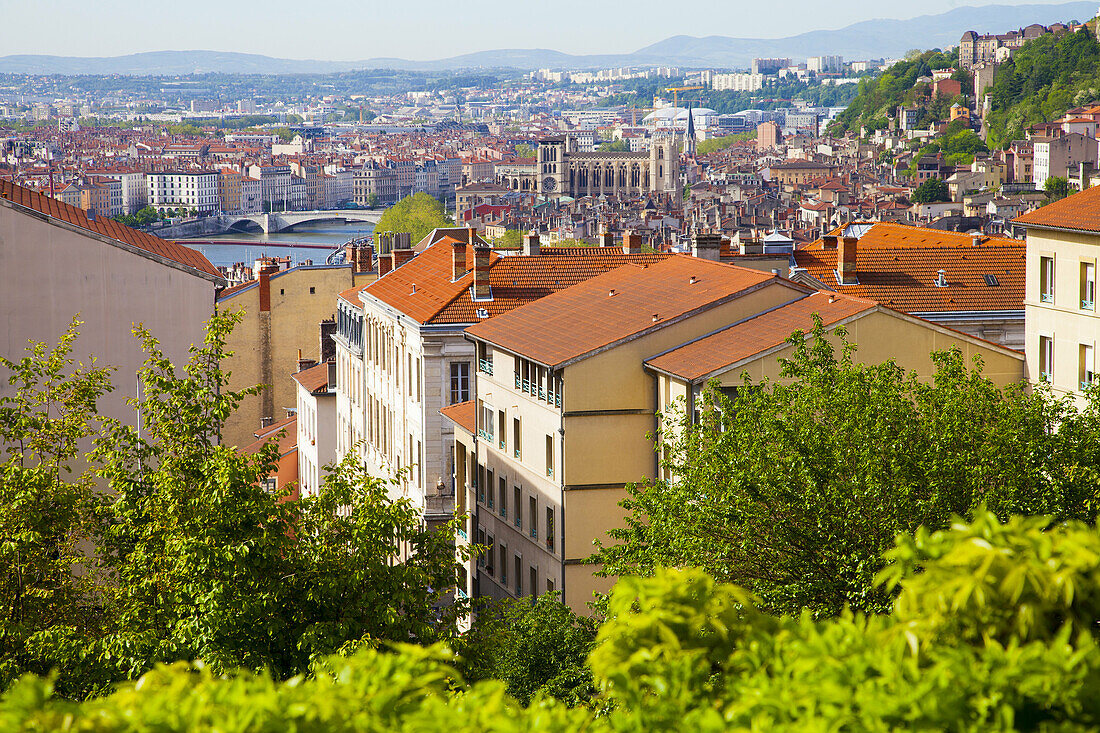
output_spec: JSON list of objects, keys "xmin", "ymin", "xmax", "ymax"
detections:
[{"xmin": 497, "ymin": 134, "xmax": 683, "ymax": 204}]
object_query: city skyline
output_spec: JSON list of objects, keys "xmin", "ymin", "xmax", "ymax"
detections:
[{"xmin": 0, "ymin": 0, "xmax": 1085, "ymax": 62}]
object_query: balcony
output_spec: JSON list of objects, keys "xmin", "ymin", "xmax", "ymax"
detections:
[
  {"xmin": 1082, "ymin": 299, "xmax": 1095, "ymax": 310},
  {"xmin": 478, "ymin": 358, "xmax": 493, "ymax": 375},
  {"xmin": 1040, "ymin": 292, "xmax": 1054, "ymax": 304}
]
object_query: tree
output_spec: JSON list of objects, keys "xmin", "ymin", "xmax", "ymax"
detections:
[
  {"xmin": 0, "ymin": 313, "xmax": 469, "ymax": 698},
  {"xmin": 11, "ymin": 513, "xmax": 1100, "ymax": 730},
  {"xmin": 513, "ymin": 143, "xmax": 537, "ymax": 158},
  {"xmin": 492, "ymin": 229, "xmax": 524, "ymax": 248},
  {"xmin": 595, "ymin": 140, "xmax": 629, "ymax": 152},
  {"xmin": 1045, "ymin": 175, "xmax": 1071, "ymax": 200},
  {"xmin": 373, "ymin": 192, "xmax": 455, "ymax": 245},
  {"xmin": 912, "ymin": 178, "xmax": 950, "ymax": 203},
  {"xmin": 457, "ymin": 594, "xmax": 598, "ymax": 706},
  {"xmin": 595, "ymin": 319, "xmax": 1100, "ymax": 618},
  {"xmin": 0, "ymin": 319, "xmax": 114, "ymax": 696}
]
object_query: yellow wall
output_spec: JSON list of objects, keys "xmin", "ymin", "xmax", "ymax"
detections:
[{"xmin": 221, "ymin": 267, "xmax": 372, "ymax": 448}]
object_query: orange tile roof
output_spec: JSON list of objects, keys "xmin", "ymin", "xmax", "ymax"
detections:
[
  {"xmin": 645, "ymin": 292, "xmax": 876, "ymax": 381},
  {"xmin": 363, "ymin": 240, "xmax": 667, "ymax": 326},
  {"xmin": 440, "ymin": 400, "xmax": 476, "ymax": 434},
  {"xmin": 792, "ymin": 223, "xmax": 1024, "ymax": 313},
  {"xmin": 0, "ymin": 179, "xmax": 222, "ymax": 279},
  {"xmin": 466, "ymin": 256, "xmax": 795, "ymax": 368},
  {"xmin": 239, "ymin": 416, "xmax": 297, "ymax": 455},
  {"xmin": 291, "ymin": 362, "xmax": 331, "ymax": 395},
  {"xmin": 1013, "ymin": 185, "xmax": 1100, "ymax": 233}
]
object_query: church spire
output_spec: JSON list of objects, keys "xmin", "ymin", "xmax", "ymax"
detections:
[{"xmin": 685, "ymin": 102, "xmax": 697, "ymax": 157}]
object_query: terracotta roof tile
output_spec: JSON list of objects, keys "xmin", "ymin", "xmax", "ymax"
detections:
[
  {"xmin": 440, "ymin": 400, "xmax": 476, "ymax": 434},
  {"xmin": 239, "ymin": 416, "xmax": 296, "ymax": 455},
  {"xmin": 0, "ymin": 179, "xmax": 222, "ymax": 279},
  {"xmin": 291, "ymin": 362, "xmax": 331, "ymax": 395},
  {"xmin": 645, "ymin": 292, "xmax": 876, "ymax": 381},
  {"xmin": 466, "ymin": 256, "xmax": 789, "ymax": 368},
  {"xmin": 792, "ymin": 223, "xmax": 1023, "ymax": 313},
  {"xmin": 1014, "ymin": 185, "xmax": 1100, "ymax": 233}
]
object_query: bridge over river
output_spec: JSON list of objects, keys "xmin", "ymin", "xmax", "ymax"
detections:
[{"xmin": 222, "ymin": 209, "xmax": 382, "ymax": 234}]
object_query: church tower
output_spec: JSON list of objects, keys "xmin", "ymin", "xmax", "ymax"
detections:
[
  {"xmin": 684, "ymin": 103, "xmax": 697, "ymax": 158},
  {"xmin": 537, "ymin": 137, "xmax": 568, "ymax": 198}
]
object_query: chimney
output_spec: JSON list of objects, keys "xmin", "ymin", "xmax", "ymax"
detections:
[
  {"xmin": 623, "ymin": 231, "xmax": 642, "ymax": 254},
  {"xmin": 692, "ymin": 232, "xmax": 722, "ymax": 262},
  {"xmin": 822, "ymin": 234, "xmax": 838, "ymax": 249},
  {"xmin": 452, "ymin": 237, "xmax": 467, "ymax": 280},
  {"xmin": 392, "ymin": 248, "xmax": 415, "ymax": 269},
  {"xmin": 971, "ymin": 233, "xmax": 982, "ymax": 247},
  {"xmin": 523, "ymin": 230, "xmax": 541, "ymax": 256},
  {"xmin": 473, "ymin": 243, "xmax": 492, "ymax": 300},
  {"xmin": 467, "ymin": 226, "xmax": 478, "ymax": 245},
  {"xmin": 838, "ymin": 236, "xmax": 858, "ymax": 285},
  {"xmin": 327, "ymin": 359, "xmax": 336, "ymax": 391},
  {"xmin": 297, "ymin": 346, "xmax": 318, "ymax": 373},
  {"xmin": 378, "ymin": 253, "xmax": 393, "ymax": 277},
  {"xmin": 599, "ymin": 230, "xmax": 615, "ymax": 247}
]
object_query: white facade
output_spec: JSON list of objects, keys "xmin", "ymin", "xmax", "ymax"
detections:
[
  {"xmin": 712, "ymin": 73, "xmax": 765, "ymax": 92},
  {"xmin": 295, "ymin": 369, "xmax": 336, "ymax": 499},
  {"xmin": 147, "ymin": 170, "xmax": 219, "ymax": 214}
]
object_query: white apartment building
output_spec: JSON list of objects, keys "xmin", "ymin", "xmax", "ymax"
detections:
[
  {"xmin": 248, "ymin": 164, "xmax": 293, "ymax": 211},
  {"xmin": 147, "ymin": 170, "xmax": 219, "ymax": 214},
  {"xmin": 1016, "ymin": 187, "xmax": 1100, "ymax": 405},
  {"xmin": 807, "ymin": 55, "xmax": 844, "ymax": 73},
  {"xmin": 1032, "ymin": 133, "xmax": 1100, "ymax": 189},
  {"xmin": 712, "ymin": 73, "xmax": 765, "ymax": 92},
  {"xmin": 294, "ymin": 361, "xmax": 337, "ymax": 499}
]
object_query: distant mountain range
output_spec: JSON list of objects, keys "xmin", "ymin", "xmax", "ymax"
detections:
[{"xmin": 1, "ymin": 2, "xmax": 1095, "ymax": 75}]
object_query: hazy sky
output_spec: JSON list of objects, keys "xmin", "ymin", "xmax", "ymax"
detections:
[{"xmin": 0, "ymin": 0, "xmax": 1081, "ymax": 60}]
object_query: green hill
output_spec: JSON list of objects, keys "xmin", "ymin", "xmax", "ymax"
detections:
[
  {"xmin": 828, "ymin": 49, "xmax": 970, "ymax": 135},
  {"xmin": 984, "ymin": 24, "xmax": 1100, "ymax": 148}
]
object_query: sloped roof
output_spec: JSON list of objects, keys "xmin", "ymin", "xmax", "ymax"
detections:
[
  {"xmin": 0, "ymin": 179, "xmax": 222, "ymax": 280},
  {"xmin": 645, "ymin": 292, "xmax": 875, "ymax": 382},
  {"xmin": 363, "ymin": 240, "xmax": 667, "ymax": 326},
  {"xmin": 291, "ymin": 362, "xmax": 332, "ymax": 395},
  {"xmin": 793, "ymin": 223, "xmax": 1023, "ymax": 313},
  {"xmin": 1014, "ymin": 185, "xmax": 1100, "ymax": 233},
  {"xmin": 439, "ymin": 400, "xmax": 476, "ymax": 435},
  {"xmin": 239, "ymin": 416, "xmax": 297, "ymax": 455},
  {"xmin": 466, "ymin": 256, "xmax": 794, "ymax": 368}
]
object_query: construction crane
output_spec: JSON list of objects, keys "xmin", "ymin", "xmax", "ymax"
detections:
[{"xmin": 665, "ymin": 85, "xmax": 705, "ymax": 108}]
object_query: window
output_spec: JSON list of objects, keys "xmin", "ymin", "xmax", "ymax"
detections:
[
  {"xmin": 500, "ymin": 543, "xmax": 508, "ymax": 585},
  {"xmin": 1082, "ymin": 262, "xmax": 1096, "ymax": 310},
  {"xmin": 477, "ymin": 464, "xmax": 485, "ymax": 503},
  {"xmin": 498, "ymin": 410, "xmax": 506, "ymax": 450},
  {"xmin": 514, "ymin": 486, "xmax": 522, "ymax": 528},
  {"xmin": 513, "ymin": 417, "xmax": 522, "ymax": 458},
  {"xmin": 479, "ymin": 402, "xmax": 494, "ymax": 441},
  {"xmin": 547, "ymin": 577, "xmax": 555, "ymax": 594},
  {"xmin": 309, "ymin": 287, "xmax": 315, "ymax": 294},
  {"xmin": 449, "ymin": 362, "xmax": 470, "ymax": 404},
  {"xmin": 1039, "ymin": 335, "xmax": 1054, "ymax": 383},
  {"xmin": 529, "ymin": 496, "xmax": 537, "ymax": 538},
  {"xmin": 515, "ymin": 555, "xmax": 523, "ymax": 595},
  {"xmin": 1040, "ymin": 256, "xmax": 1055, "ymax": 303},
  {"xmin": 486, "ymin": 469, "xmax": 494, "ymax": 509},
  {"xmin": 530, "ymin": 566, "xmax": 538, "ymax": 598},
  {"xmin": 546, "ymin": 507, "xmax": 555, "ymax": 552},
  {"xmin": 499, "ymin": 476, "xmax": 507, "ymax": 519},
  {"xmin": 1081, "ymin": 344, "xmax": 1095, "ymax": 391},
  {"xmin": 545, "ymin": 435, "xmax": 554, "ymax": 477},
  {"xmin": 478, "ymin": 343, "xmax": 493, "ymax": 375},
  {"xmin": 477, "ymin": 529, "xmax": 486, "ymax": 567},
  {"xmin": 486, "ymin": 533, "xmax": 494, "ymax": 575}
]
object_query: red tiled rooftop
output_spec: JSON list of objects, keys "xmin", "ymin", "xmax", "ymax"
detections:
[
  {"xmin": 466, "ymin": 255, "xmax": 794, "ymax": 368},
  {"xmin": 440, "ymin": 400, "xmax": 476, "ymax": 434},
  {"xmin": 1014, "ymin": 185, "xmax": 1100, "ymax": 233},
  {"xmin": 291, "ymin": 362, "xmax": 331, "ymax": 395},
  {"xmin": 0, "ymin": 179, "xmax": 222, "ymax": 279},
  {"xmin": 645, "ymin": 292, "xmax": 876, "ymax": 382}
]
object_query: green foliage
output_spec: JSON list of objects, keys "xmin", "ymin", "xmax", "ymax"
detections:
[
  {"xmin": 0, "ymin": 319, "xmax": 114, "ymax": 695},
  {"xmin": 595, "ymin": 140, "xmax": 630, "ymax": 152},
  {"xmin": 165, "ymin": 123, "xmax": 203, "ymax": 137},
  {"xmin": 0, "ymin": 312, "xmax": 468, "ymax": 698},
  {"xmin": 492, "ymin": 229, "xmax": 524, "ymax": 248},
  {"xmin": 273, "ymin": 128, "xmax": 296, "ymax": 143},
  {"xmin": 696, "ymin": 131, "xmax": 754, "ymax": 156},
  {"xmin": 10, "ymin": 512, "xmax": 1100, "ymax": 730},
  {"xmin": 1045, "ymin": 175, "xmax": 1071, "ymax": 200},
  {"xmin": 985, "ymin": 26, "xmax": 1100, "ymax": 149},
  {"xmin": 829, "ymin": 49, "xmax": 958, "ymax": 135},
  {"xmin": 513, "ymin": 143, "xmax": 537, "ymax": 158},
  {"xmin": 457, "ymin": 594, "xmax": 598, "ymax": 706},
  {"xmin": 939, "ymin": 122, "xmax": 987, "ymax": 165},
  {"xmin": 112, "ymin": 206, "xmax": 161, "ymax": 228},
  {"xmin": 374, "ymin": 192, "xmax": 455, "ymax": 245},
  {"xmin": 596, "ymin": 318, "xmax": 1100, "ymax": 618},
  {"xmin": 912, "ymin": 178, "xmax": 951, "ymax": 203}
]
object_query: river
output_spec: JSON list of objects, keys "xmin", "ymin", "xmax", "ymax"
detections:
[{"xmin": 178, "ymin": 222, "xmax": 376, "ymax": 268}]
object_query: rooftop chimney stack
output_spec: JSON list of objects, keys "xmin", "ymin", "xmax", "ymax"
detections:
[
  {"xmin": 392, "ymin": 248, "xmax": 415, "ymax": 269},
  {"xmin": 600, "ymin": 230, "xmax": 615, "ymax": 247},
  {"xmin": 822, "ymin": 234, "xmax": 839, "ymax": 249},
  {"xmin": 467, "ymin": 226, "xmax": 477, "ymax": 246},
  {"xmin": 692, "ymin": 231, "xmax": 722, "ymax": 262},
  {"xmin": 838, "ymin": 236, "xmax": 858, "ymax": 285},
  {"xmin": 523, "ymin": 231, "xmax": 541, "ymax": 256},
  {"xmin": 452, "ymin": 238, "xmax": 467, "ymax": 280},
  {"xmin": 971, "ymin": 233, "xmax": 982, "ymax": 247},
  {"xmin": 378, "ymin": 253, "xmax": 393, "ymax": 277},
  {"xmin": 472, "ymin": 243, "xmax": 492, "ymax": 300},
  {"xmin": 623, "ymin": 231, "xmax": 642, "ymax": 255}
]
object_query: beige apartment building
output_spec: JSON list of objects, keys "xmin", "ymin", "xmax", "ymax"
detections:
[
  {"xmin": 219, "ymin": 259, "xmax": 374, "ymax": 449},
  {"xmin": 448, "ymin": 253, "xmax": 1025, "ymax": 613},
  {"xmin": 1015, "ymin": 187, "xmax": 1100, "ymax": 403},
  {"xmin": 0, "ymin": 180, "xmax": 222, "ymax": 435}
]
